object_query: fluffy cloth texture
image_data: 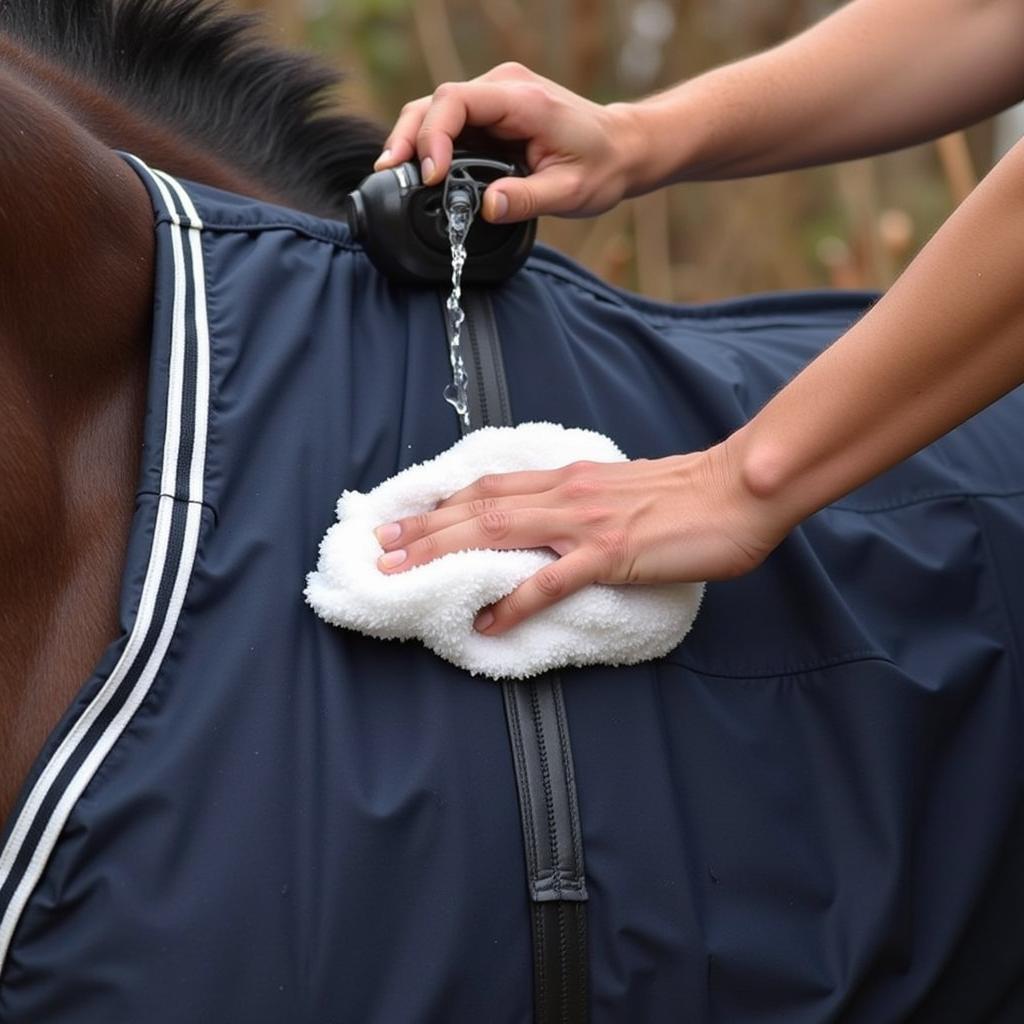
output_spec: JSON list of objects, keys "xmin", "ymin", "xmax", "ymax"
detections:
[{"xmin": 305, "ymin": 422, "xmax": 704, "ymax": 680}]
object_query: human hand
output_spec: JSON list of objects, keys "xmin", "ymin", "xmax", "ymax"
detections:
[
  {"xmin": 374, "ymin": 62, "xmax": 641, "ymax": 223},
  {"xmin": 373, "ymin": 443, "xmax": 788, "ymax": 635}
]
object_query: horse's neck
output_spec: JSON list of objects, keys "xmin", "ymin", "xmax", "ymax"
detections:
[
  {"xmin": 0, "ymin": 336, "xmax": 148, "ymax": 819},
  {"xmin": 0, "ymin": 40, "xmax": 262, "ymax": 827},
  {"xmin": 1, "ymin": 38, "xmax": 281, "ymax": 201}
]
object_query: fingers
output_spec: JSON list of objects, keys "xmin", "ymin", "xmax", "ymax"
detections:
[
  {"xmin": 413, "ymin": 81, "xmax": 544, "ymax": 185},
  {"xmin": 375, "ymin": 65, "xmax": 564, "ymax": 207},
  {"xmin": 372, "ymin": 458, "xmax": 630, "ymax": 636},
  {"xmin": 376, "ymin": 63, "xmax": 542, "ymax": 175},
  {"xmin": 375, "ymin": 61, "xmax": 606, "ymax": 223},
  {"xmin": 474, "ymin": 550, "xmax": 599, "ymax": 635},
  {"xmin": 375, "ymin": 493, "xmax": 555, "ymax": 550},
  {"xmin": 377, "ymin": 81, "xmax": 532, "ymax": 184},
  {"xmin": 481, "ymin": 162, "xmax": 584, "ymax": 222},
  {"xmin": 376, "ymin": 507, "xmax": 575, "ymax": 575},
  {"xmin": 436, "ymin": 468, "xmax": 565, "ymax": 509},
  {"xmin": 375, "ymin": 502, "xmax": 602, "ymax": 636},
  {"xmin": 374, "ymin": 97, "xmax": 430, "ymax": 170},
  {"xmin": 376, "ymin": 462, "xmax": 602, "ymax": 553}
]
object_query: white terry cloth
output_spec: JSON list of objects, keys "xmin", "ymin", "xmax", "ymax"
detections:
[{"xmin": 305, "ymin": 422, "xmax": 704, "ymax": 680}]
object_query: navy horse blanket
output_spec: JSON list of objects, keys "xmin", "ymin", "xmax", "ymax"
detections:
[{"xmin": 1, "ymin": 156, "xmax": 1022, "ymax": 1023}]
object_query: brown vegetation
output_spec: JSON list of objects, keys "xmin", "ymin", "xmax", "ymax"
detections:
[{"xmin": 235, "ymin": 0, "xmax": 992, "ymax": 300}]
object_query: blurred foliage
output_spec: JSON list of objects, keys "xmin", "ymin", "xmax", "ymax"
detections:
[{"xmin": 235, "ymin": 0, "xmax": 995, "ymax": 301}]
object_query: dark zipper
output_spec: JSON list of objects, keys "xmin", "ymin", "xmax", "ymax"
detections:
[{"xmin": 443, "ymin": 287, "xmax": 590, "ymax": 1024}]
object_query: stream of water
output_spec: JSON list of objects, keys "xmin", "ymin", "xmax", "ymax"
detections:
[{"xmin": 442, "ymin": 194, "xmax": 474, "ymax": 428}]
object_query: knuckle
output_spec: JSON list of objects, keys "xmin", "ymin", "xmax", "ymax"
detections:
[
  {"xmin": 563, "ymin": 170, "xmax": 585, "ymax": 203},
  {"xmin": 535, "ymin": 567, "xmax": 565, "ymax": 598},
  {"xmin": 502, "ymin": 588, "xmax": 526, "ymax": 620},
  {"xmin": 412, "ymin": 512, "xmax": 432, "ymax": 536},
  {"xmin": 415, "ymin": 531, "xmax": 440, "ymax": 560},
  {"xmin": 468, "ymin": 497, "xmax": 498, "ymax": 517},
  {"xmin": 517, "ymin": 82, "xmax": 550, "ymax": 108},
  {"xmin": 576, "ymin": 505, "xmax": 609, "ymax": 527},
  {"xmin": 479, "ymin": 510, "xmax": 511, "ymax": 539},
  {"xmin": 592, "ymin": 528, "xmax": 629, "ymax": 564},
  {"xmin": 476, "ymin": 474, "xmax": 503, "ymax": 495},
  {"xmin": 517, "ymin": 185, "xmax": 539, "ymax": 220},
  {"xmin": 495, "ymin": 60, "xmax": 531, "ymax": 79},
  {"xmin": 563, "ymin": 475, "xmax": 600, "ymax": 501},
  {"xmin": 432, "ymin": 81, "xmax": 458, "ymax": 101}
]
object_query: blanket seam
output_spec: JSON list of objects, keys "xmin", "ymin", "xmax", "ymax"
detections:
[
  {"xmin": 968, "ymin": 496, "xmax": 1024, "ymax": 730},
  {"xmin": 665, "ymin": 649, "xmax": 895, "ymax": 680},
  {"xmin": 152, "ymin": 212, "xmax": 357, "ymax": 250},
  {"xmin": 829, "ymin": 487, "xmax": 1024, "ymax": 514}
]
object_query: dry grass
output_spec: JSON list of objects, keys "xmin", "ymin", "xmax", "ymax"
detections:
[{"xmin": 235, "ymin": 0, "xmax": 993, "ymax": 300}]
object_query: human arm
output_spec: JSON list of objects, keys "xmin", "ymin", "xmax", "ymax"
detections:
[
  {"xmin": 625, "ymin": 0, "xmax": 1024, "ymax": 189},
  {"xmin": 376, "ymin": 0, "xmax": 1024, "ymax": 221},
  {"xmin": 374, "ymin": 133, "xmax": 1024, "ymax": 633},
  {"xmin": 727, "ymin": 131, "xmax": 1024, "ymax": 529}
]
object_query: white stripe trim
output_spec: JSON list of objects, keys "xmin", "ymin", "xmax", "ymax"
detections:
[
  {"xmin": 153, "ymin": 169, "xmax": 210, "ymax": 502},
  {"xmin": 0, "ymin": 158, "xmax": 210, "ymax": 974},
  {"xmin": 145, "ymin": 167, "xmax": 189, "ymax": 496}
]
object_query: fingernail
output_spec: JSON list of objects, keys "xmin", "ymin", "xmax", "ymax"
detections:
[
  {"xmin": 488, "ymin": 191, "xmax": 509, "ymax": 222},
  {"xmin": 378, "ymin": 549, "xmax": 407, "ymax": 570},
  {"xmin": 375, "ymin": 522, "xmax": 401, "ymax": 545},
  {"xmin": 373, "ymin": 148, "xmax": 392, "ymax": 169},
  {"xmin": 421, "ymin": 157, "xmax": 436, "ymax": 183},
  {"xmin": 474, "ymin": 610, "xmax": 495, "ymax": 632}
]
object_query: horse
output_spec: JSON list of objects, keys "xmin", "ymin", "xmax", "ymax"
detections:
[
  {"xmin": 0, "ymin": 0, "xmax": 382, "ymax": 827},
  {"xmin": 2, "ymin": 3, "xmax": 1023, "ymax": 1022}
]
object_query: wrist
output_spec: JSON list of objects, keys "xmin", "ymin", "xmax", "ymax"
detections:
[
  {"xmin": 604, "ymin": 92, "xmax": 701, "ymax": 198},
  {"xmin": 602, "ymin": 100, "xmax": 653, "ymax": 201},
  {"xmin": 607, "ymin": 95, "xmax": 686, "ymax": 198},
  {"xmin": 720, "ymin": 425, "xmax": 807, "ymax": 539},
  {"xmin": 613, "ymin": 80, "xmax": 731, "ymax": 198}
]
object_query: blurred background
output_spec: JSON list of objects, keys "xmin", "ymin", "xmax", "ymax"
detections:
[{"xmin": 235, "ymin": 0, "xmax": 1023, "ymax": 301}]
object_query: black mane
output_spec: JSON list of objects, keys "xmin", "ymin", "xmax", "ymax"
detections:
[{"xmin": 0, "ymin": 0, "xmax": 384, "ymax": 216}]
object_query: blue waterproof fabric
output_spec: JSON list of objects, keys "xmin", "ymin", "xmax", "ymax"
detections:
[{"xmin": 1, "ymin": 161, "xmax": 1022, "ymax": 1023}]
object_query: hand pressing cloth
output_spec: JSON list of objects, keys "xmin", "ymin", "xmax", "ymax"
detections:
[{"xmin": 305, "ymin": 422, "xmax": 704, "ymax": 680}]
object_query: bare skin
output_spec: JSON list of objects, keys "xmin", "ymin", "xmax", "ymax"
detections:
[
  {"xmin": 0, "ymin": 41, "xmax": 281, "ymax": 827},
  {"xmin": 373, "ymin": 0, "xmax": 1024, "ymax": 636}
]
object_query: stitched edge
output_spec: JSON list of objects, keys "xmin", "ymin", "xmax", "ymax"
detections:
[
  {"xmin": 533, "ymin": 903, "xmax": 547, "ymax": 1014},
  {"xmin": 553, "ymin": 687, "xmax": 585, "ymax": 883},
  {"xmin": 557, "ymin": 902, "xmax": 569, "ymax": 1024},
  {"xmin": 504, "ymin": 685, "xmax": 541, "ymax": 885},
  {"xmin": 152, "ymin": 212, "xmax": 359, "ymax": 250},
  {"xmin": 830, "ymin": 486, "xmax": 1024, "ymax": 515},
  {"xmin": 968, "ymin": 497, "xmax": 1024, "ymax": 731},
  {"xmin": 529, "ymin": 684, "xmax": 562, "ymax": 900},
  {"xmin": 666, "ymin": 649, "xmax": 896, "ymax": 681},
  {"xmin": 522, "ymin": 252, "xmax": 877, "ymax": 324}
]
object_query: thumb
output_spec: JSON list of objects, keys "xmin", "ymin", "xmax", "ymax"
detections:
[{"xmin": 483, "ymin": 164, "xmax": 584, "ymax": 223}]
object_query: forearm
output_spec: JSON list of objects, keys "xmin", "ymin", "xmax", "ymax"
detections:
[
  {"xmin": 622, "ymin": 0, "xmax": 1024, "ymax": 191},
  {"xmin": 730, "ymin": 135, "xmax": 1024, "ymax": 529}
]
